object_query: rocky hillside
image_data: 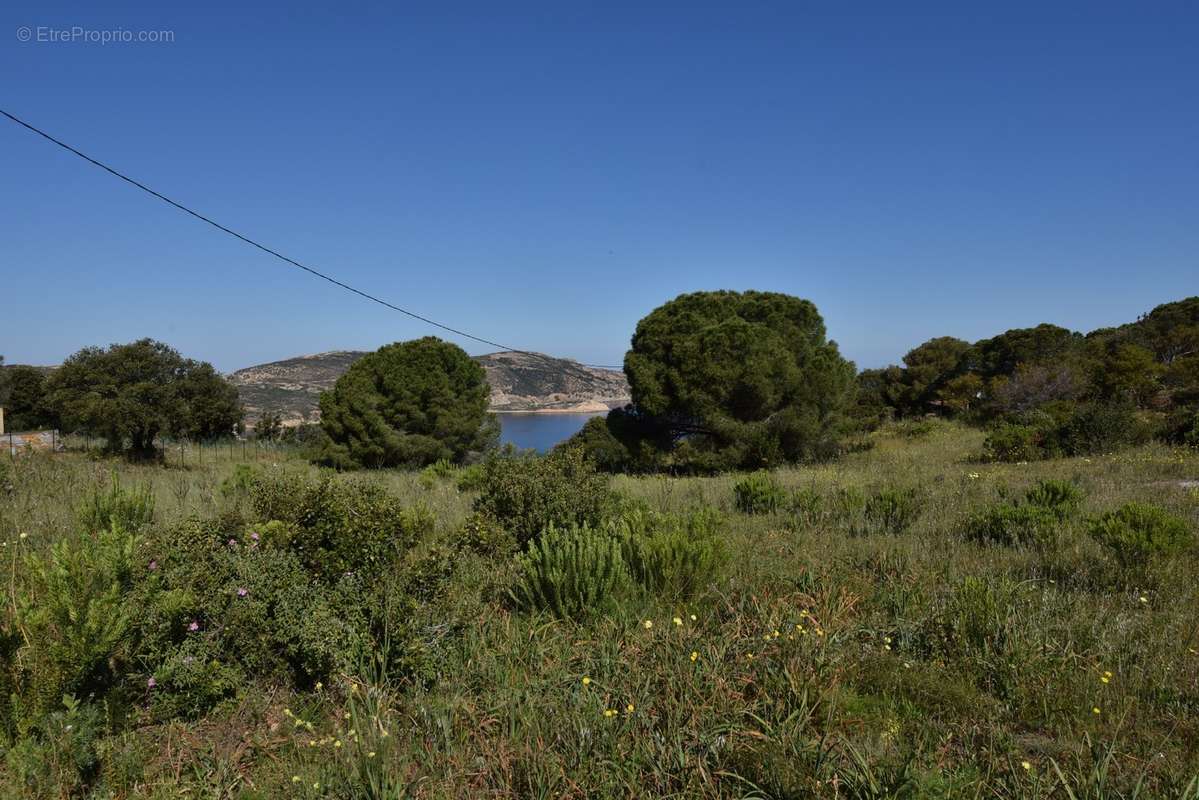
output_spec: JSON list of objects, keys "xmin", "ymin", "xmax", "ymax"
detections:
[{"xmin": 229, "ymin": 350, "xmax": 629, "ymax": 423}]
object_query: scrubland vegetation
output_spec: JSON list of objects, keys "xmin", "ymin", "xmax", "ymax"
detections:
[
  {"xmin": 1, "ymin": 421, "xmax": 1197, "ymax": 798},
  {"xmin": 3, "ymin": 291, "xmax": 1198, "ymax": 796}
]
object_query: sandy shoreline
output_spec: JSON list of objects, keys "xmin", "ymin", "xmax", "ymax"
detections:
[{"xmin": 489, "ymin": 404, "xmax": 618, "ymax": 415}]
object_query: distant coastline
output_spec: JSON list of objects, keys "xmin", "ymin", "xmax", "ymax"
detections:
[{"xmin": 490, "ymin": 403, "xmax": 615, "ymax": 415}]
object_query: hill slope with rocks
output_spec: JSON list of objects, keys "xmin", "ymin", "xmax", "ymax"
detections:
[{"xmin": 229, "ymin": 350, "xmax": 628, "ymax": 423}]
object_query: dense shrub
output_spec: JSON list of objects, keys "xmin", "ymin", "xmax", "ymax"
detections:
[
  {"xmin": 982, "ymin": 423, "xmax": 1045, "ymax": 463},
  {"xmin": 509, "ymin": 523, "xmax": 630, "ymax": 619},
  {"xmin": 733, "ymin": 472, "xmax": 788, "ymax": 514},
  {"xmin": 1053, "ymin": 402, "xmax": 1144, "ymax": 456},
  {"xmin": 1024, "ymin": 479, "xmax": 1084, "ymax": 519},
  {"xmin": 860, "ymin": 488, "xmax": 923, "ymax": 535},
  {"xmin": 136, "ymin": 517, "xmax": 368, "ymax": 710},
  {"xmin": 1087, "ymin": 503, "xmax": 1193, "ymax": 568},
  {"xmin": 963, "ymin": 503, "xmax": 1061, "ymax": 548},
  {"xmin": 249, "ymin": 470, "xmax": 432, "ymax": 580},
  {"xmin": 453, "ymin": 512, "xmax": 518, "ymax": 558},
  {"xmin": 615, "ymin": 508, "xmax": 727, "ymax": 599},
  {"xmin": 474, "ymin": 447, "xmax": 612, "ymax": 545}
]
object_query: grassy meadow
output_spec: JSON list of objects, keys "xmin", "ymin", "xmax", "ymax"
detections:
[{"xmin": 2, "ymin": 421, "xmax": 1198, "ymax": 798}]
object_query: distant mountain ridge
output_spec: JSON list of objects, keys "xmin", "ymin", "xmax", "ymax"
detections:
[{"xmin": 228, "ymin": 350, "xmax": 629, "ymax": 424}]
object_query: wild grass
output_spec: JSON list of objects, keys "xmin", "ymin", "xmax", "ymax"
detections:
[{"xmin": 1, "ymin": 421, "xmax": 1197, "ymax": 798}]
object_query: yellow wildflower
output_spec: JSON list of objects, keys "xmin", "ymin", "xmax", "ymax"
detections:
[
  {"xmin": 643, "ymin": 620, "xmax": 653, "ymax": 629},
  {"xmin": 1021, "ymin": 760, "xmax": 1031, "ymax": 771},
  {"xmin": 690, "ymin": 651, "xmax": 698, "ymax": 662},
  {"xmin": 368, "ymin": 751, "xmax": 376, "ymax": 758},
  {"xmin": 690, "ymin": 614, "xmax": 697, "ymax": 621},
  {"xmin": 582, "ymin": 676, "xmax": 591, "ymax": 686},
  {"xmin": 672, "ymin": 616, "xmax": 683, "ymax": 626},
  {"xmin": 603, "ymin": 709, "xmax": 616, "ymax": 718},
  {"xmin": 1092, "ymin": 706, "xmax": 1101, "ymax": 715},
  {"xmin": 626, "ymin": 703, "xmax": 635, "ymax": 713}
]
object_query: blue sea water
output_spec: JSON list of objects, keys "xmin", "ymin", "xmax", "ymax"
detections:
[{"xmin": 496, "ymin": 412, "xmax": 605, "ymax": 452}]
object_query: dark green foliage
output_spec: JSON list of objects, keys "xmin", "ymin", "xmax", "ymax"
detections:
[
  {"xmin": 898, "ymin": 336, "xmax": 971, "ymax": 415},
  {"xmin": 1024, "ymin": 479, "xmax": 1084, "ymax": 519},
  {"xmin": 983, "ymin": 403, "xmax": 1147, "ymax": 461},
  {"xmin": 318, "ymin": 337, "xmax": 497, "ymax": 468},
  {"xmin": 966, "ymin": 324, "xmax": 1082, "ymax": 379},
  {"xmin": 1087, "ymin": 503, "xmax": 1193, "ymax": 568},
  {"xmin": 621, "ymin": 290, "xmax": 856, "ymax": 470},
  {"xmin": 1053, "ymin": 402, "xmax": 1145, "ymax": 456},
  {"xmin": 473, "ymin": 447, "xmax": 612, "ymax": 545},
  {"xmin": 615, "ymin": 508, "xmax": 726, "ymax": 599},
  {"xmin": 733, "ymin": 471, "xmax": 788, "ymax": 514},
  {"xmin": 564, "ymin": 415, "xmax": 635, "ymax": 473},
  {"xmin": 963, "ymin": 503, "xmax": 1060, "ymax": 548},
  {"xmin": 42, "ymin": 339, "xmax": 242, "ymax": 457},
  {"xmin": 861, "ymin": 488, "xmax": 923, "ymax": 535},
  {"xmin": 77, "ymin": 471, "xmax": 155, "ymax": 533},
  {"xmin": 249, "ymin": 470, "xmax": 433, "ymax": 580},
  {"xmin": 0, "ymin": 365, "xmax": 53, "ymax": 431},
  {"xmin": 982, "ymin": 423, "xmax": 1046, "ymax": 463},
  {"xmin": 509, "ymin": 523, "xmax": 630, "ymax": 619}
]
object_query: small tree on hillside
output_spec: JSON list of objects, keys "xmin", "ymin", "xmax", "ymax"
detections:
[
  {"xmin": 318, "ymin": 337, "xmax": 498, "ymax": 468},
  {"xmin": 43, "ymin": 339, "xmax": 243, "ymax": 458}
]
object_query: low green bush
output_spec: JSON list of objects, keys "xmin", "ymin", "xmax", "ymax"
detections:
[
  {"xmin": 1054, "ymin": 402, "xmax": 1146, "ymax": 456},
  {"xmin": 11, "ymin": 522, "xmax": 139, "ymax": 725},
  {"xmin": 787, "ymin": 487, "xmax": 825, "ymax": 528},
  {"xmin": 135, "ymin": 518, "xmax": 368, "ymax": 710},
  {"xmin": 509, "ymin": 523, "xmax": 630, "ymax": 619},
  {"xmin": 615, "ymin": 508, "xmax": 726, "ymax": 599},
  {"xmin": 474, "ymin": 447, "xmax": 612, "ymax": 545},
  {"xmin": 982, "ymin": 424, "xmax": 1046, "ymax": 463},
  {"xmin": 894, "ymin": 419, "xmax": 936, "ymax": 438},
  {"xmin": 77, "ymin": 471, "xmax": 154, "ymax": 533},
  {"xmin": 250, "ymin": 470, "xmax": 432, "ymax": 580},
  {"xmin": 860, "ymin": 488, "xmax": 923, "ymax": 535},
  {"xmin": 453, "ymin": 512, "xmax": 518, "ymax": 558},
  {"xmin": 1024, "ymin": 479, "xmax": 1084, "ymax": 519},
  {"xmin": 963, "ymin": 503, "xmax": 1060, "ymax": 548},
  {"xmin": 1087, "ymin": 502, "xmax": 1193, "ymax": 568},
  {"xmin": 733, "ymin": 471, "xmax": 788, "ymax": 514},
  {"xmin": 1, "ymin": 695, "xmax": 103, "ymax": 799}
]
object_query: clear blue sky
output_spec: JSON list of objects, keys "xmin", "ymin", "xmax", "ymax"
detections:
[{"xmin": 3, "ymin": 2, "xmax": 1197, "ymax": 373}]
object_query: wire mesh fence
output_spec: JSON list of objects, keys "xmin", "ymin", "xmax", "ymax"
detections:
[{"xmin": 7, "ymin": 431, "xmax": 293, "ymax": 465}]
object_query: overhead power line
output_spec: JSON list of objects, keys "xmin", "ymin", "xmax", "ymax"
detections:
[{"xmin": 0, "ymin": 108, "xmax": 624, "ymax": 371}]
